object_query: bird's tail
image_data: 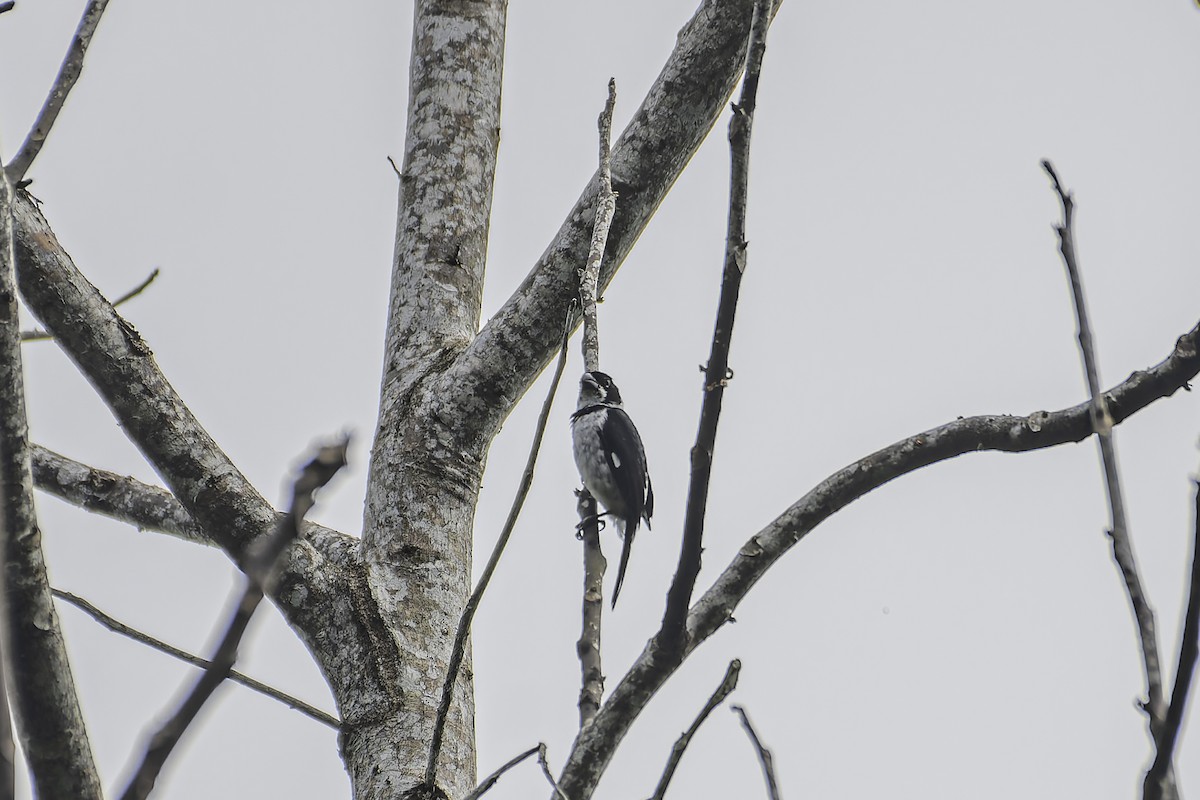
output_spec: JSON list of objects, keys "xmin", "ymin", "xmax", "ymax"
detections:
[{"xmin": 611, "ymin": 525, "xmax": 635, "ymax": 608}]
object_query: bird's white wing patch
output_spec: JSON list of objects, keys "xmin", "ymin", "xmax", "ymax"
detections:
[{"xmin": 612, "ymin": 452, "xmax": 622, "ymax": 468}]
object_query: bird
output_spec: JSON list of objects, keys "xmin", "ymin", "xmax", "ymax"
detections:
[{"xmin": 570, "ymin": 370, "xmax": 654, "ymax": 607}]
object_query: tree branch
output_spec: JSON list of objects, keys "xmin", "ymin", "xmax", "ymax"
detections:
[
  {"xmin": 662, "ymin": 0, "xmax": 773, "ymax": 651},
  {"xmin": 425, "ymin": 313, "xmax": 572, "ymax": 788},
  {"xmin": 30, "ymin": 443, "xmax": 356, "ymax": 558},
  {"xmin": 647, "ymin": 659, "xmax": 740, "ymax": 800},
  {"xmin": 120, "ymin": 438, "xmax": 348, "ymax": 800},
  {"xmin": 1043, "ymin": 161, "xmax": 1172, "ymax": 793},
  {"xmin": 557, "ymin": 320, "xmax": 1200, "ymax": 799},
  {"xmin": 574, "ymin": 82, "xmax": 619, "ymax": 730},
  {"xmin": 0, "ymin": 131, "xmax": 102, "ymax": 800},
  {"xmin": 1144, "ymin": 471, "xmax": 1200, "ymax": 800},
  {"xmin": 52, "ymin": 588, "xmax": 340, "ymax": 730},
  {"xmin": 731, "ymin": 705, "xmax": 781, "ymax": 800},
  {"xmin": 31, "ymin": 444, "xmax": 206, "ymax": 544},
  {"xmin": 439, "ymin": 0, "xmax": 784, "ymax": 448},
  {"xmin": 5, "ymin": 0, "xmax": 112, "ymax": 183}
]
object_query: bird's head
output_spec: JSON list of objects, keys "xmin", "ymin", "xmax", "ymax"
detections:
[{"xmin": 578, "ymin": 370, "xmax": 623, "ymax": 408}]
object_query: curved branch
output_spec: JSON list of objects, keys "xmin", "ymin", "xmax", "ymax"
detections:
[{"xmin": 558, "ymin": 321, "xmax": 1200, "ymax": 799}]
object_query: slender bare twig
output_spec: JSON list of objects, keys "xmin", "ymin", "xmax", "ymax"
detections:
[
  {"xmin": 6, "ymin": 0, "xmax": 112, "ymax": 182},
  {"xmin": 575, "ymin": 81, "xmax": 619, "ymax": 731},
  {"xmin": 557, "ymin": 320, "xmax": 1200, "ymax": 799},
  {"xmin": 0, "ymin": 131, "xmax": 102, "ymax": 799},
  {"xmin": 462, "ymin": 744, "xmax": 542, "ymax": 800},
  {"xmin": 538, "ymin": 743, "xmax": 570, "ymax": 800},
  {"xmin": 1043, "ymin": 162, "xmax": 1170, "ymax": 771},
  {"xmin": 52, "ymin": 589, "xmax": 339, "ymax": 729},
  {"xmin": 22, "ymin": 268, "xmax": 160, "ymax": 342},
  {"xmin": 648, "ymin": 659, "xmax": 741, "ymax": 800},
  {"xmin": 119, "ymin": 438, "xmax": 348, "ymax": 800},
  {"xmin": 579, "ymin": 78, "xmax": 617, "ymax": 376},
  {"xmin": 425, "ymin": 314, "xmax": 572, "ymax": 788},
  {"xmin": 1144, "ymin": 472, "xmax": 1200, "ymax": 800},
  {"xmin": 731, "ymin": 705, "xmax": 781, "ymax": 800},
  {"xmin": 386, "ymin": 155, "xmax": 402, "ymax": 180},
  {"xmin": 661, "ymin": 0, "xmax": 773, "ymax": 651}
]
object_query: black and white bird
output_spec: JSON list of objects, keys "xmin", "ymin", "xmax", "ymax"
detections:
[{"xmin": 571, "ymin": 371, "xmax": 654, "ymax": 607}]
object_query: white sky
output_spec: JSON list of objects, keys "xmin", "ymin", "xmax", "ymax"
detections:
[{"xmin": 2, "ymin": 1, "xmax": 1200, "ymax": 798}]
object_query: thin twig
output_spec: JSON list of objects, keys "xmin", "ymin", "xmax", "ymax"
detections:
[
  {"xmin": 22, "ymin": 268, "xmax": 160, "ymax": 342},
  {"xmin": 1044, "ymin": 160, "xmax": 1173, "ymax": 797},
  {"xmin": 648, "ymin": 659, "xmax": 741, "ymax": 800},
  {"xmin": 661, "ymin": 0, "xmax": 773, "ymax": 651},
  {"xmin": 731, "ymin": 705, "xmax": 781, "ymax": 800},
  {"xmin": 424, "ymin": 313, "xmax": 573, "ymax": 787},
  {"xmin": 578, "ymin": 78, "xmax": 617, "ymax": 375},
  {"xmin": 1144, "ymin": 472, "xmax": 1200, "ymax": 800},
  {"xmin": 575, "ymin": 81, "xmax": 619, "ymax": 730},
  {"xmin": 462, "ymin": 744, "xmax": 541, "ymax": 800},
  {"xmin": 1044, "ymin": 161, "xmax": 1169, "ymax": 709},
  {"xmin": 538, "ymin": 743, "xmax": 569, "ymax": 800},
  {"xmin": 6, "ymin": 0, "xmax": 112, "ymax": 182},
  {"xmin": 52, "ymin": 588, "xmax": 339, "ymax": 729},
  {"xmin": 119, "ymin": 438, "xmax": 348, "ymax": 800}
]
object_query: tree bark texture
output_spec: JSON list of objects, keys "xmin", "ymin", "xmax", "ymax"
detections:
[{"xmin": 358, "ymin": 1, "xmax": 507, "ymax": 796}]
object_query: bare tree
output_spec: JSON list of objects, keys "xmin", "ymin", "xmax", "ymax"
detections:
[{"xmin": 1, "ymin": 2, "xmax": 1198, "ymax": 800}]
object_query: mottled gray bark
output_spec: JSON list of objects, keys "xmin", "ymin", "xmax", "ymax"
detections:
[
  {"xmin": 357, "ymin": 0, "xmax": 507, "ymax": 794},
  {"xmin": 1, "ymin": 165, "xmax": 101, "ymax": 798}
]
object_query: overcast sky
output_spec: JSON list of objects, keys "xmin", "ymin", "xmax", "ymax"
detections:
[{"xmin": 2, "ymin": 1, "xmax": 1200, "ymax": 798}]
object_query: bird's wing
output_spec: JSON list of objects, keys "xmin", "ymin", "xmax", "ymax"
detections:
[{"xmin": 601, "ymin": 407, "xmax": 651, "ymax": 534}]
